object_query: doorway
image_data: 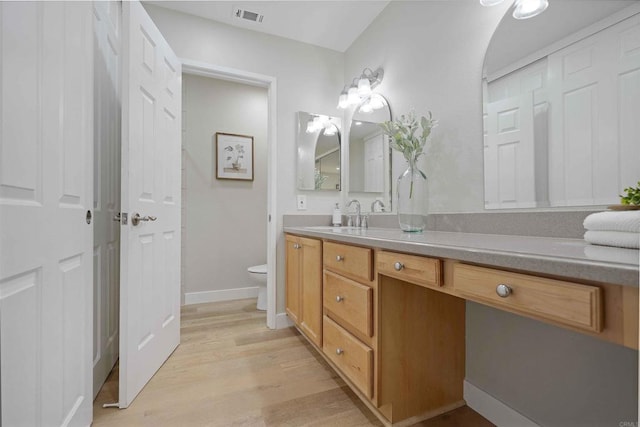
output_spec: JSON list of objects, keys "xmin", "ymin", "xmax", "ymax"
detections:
[
  {"xmin": 181, "ymin": 60, "xmax": 278, "ymax": 330},
  {"xmin": 180, "ymin": 73, "xmax": 269, "ymax": 312},
  {"xmin": 93, "ymin": 56, "xmax": 278, "ymax": 407}
]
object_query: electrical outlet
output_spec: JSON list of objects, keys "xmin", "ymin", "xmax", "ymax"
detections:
[{"xmin": 297, "ymin": 195, "xmax": 307, "ymax": 210}]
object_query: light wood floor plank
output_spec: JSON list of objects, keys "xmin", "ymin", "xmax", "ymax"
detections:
[{"xmin": 93, "ymin": 299, "xmax": 493, "ymax": 427}]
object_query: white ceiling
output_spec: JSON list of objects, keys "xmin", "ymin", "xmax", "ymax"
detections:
[{"xmin": 144, "ymin": 1, "xmax": 391, "ymax": 52}]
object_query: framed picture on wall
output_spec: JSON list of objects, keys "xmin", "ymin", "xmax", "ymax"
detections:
[{"xmin": 215, "ymin": 132, "xmax": 254, "ymax": 181}]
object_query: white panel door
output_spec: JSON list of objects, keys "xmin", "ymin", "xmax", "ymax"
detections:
[
  {"xmin": 484, "ymin": 93, "xmax": 536, "ymax": 209},
  {"xmin": 93, "ymin": 0, "xmax": 121, "ymax": 398},
  {"xmin": 548, "ymin": 19, "xmax": 624, "ymax": 206},
  {"xmin": 614, "ymin": 14, "xmax": 640, "ymax": 191},
  {"xmin": 119, "ymin": 0, "xmax": 182, "ymax": 408},
  {"xmin": 0, "ymin": 2, "xmax": 93, "ymax": 426},
  {"xmin": 364, "ymin": 133, "xmax": 384, "ymax": 193}
]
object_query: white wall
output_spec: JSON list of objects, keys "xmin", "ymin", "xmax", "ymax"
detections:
[
  {"xmin": 182, "ymin": 74, "xmax": 267, "ymax": 299},
  {"xmin": 345, "ymin": 1, "xmax": 509, "ymax": 213},
  {"xmin": 143, "ymin": 4, "xmax": 345, "ymax": 312}
]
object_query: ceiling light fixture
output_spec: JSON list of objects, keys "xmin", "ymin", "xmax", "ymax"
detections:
[
  {"xmin": 479, "ymin": 0, "xmax": 549, "ymax": 19},
  {"xmin": 337, "ymin": 67, "xmax": 384, "ymax": 110},
  {"xmin": 512, "ymin": 0, "xmax": 548, "ymax": 20}
]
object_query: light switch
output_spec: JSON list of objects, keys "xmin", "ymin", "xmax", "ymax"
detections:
[{"xmin": 297, "ymin": 195, "xmax": 307, "ymax": 210}]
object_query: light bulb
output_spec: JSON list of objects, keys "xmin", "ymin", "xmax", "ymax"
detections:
[
  {"xmin": 347, "ymin": 86, "xmax": 360, "ymax": 106},
  {"xmin": 369, "ymin": 96, "xmax": 385, "ymax": 110},
  {"xmin": 360, "ymin": 102, "xmax": 373, "ymax": 113},
  {"xmin": 513, "ymin": 0, "xmax": 548, "ymax": 19},
  {"xmin": 337, "ymin": 93, "xmax": 348, "ymax": 109},
  {"xmin": 306, "ymin": 118, "xmax": 315, "ymax": 133},
  {"xmin": 323, "ymin": 125, "xmax": 337, "ymax": 136},
  {"xmin": 479, "ymin": 0, "xmax": 505, "ymax": 5},
  {"xmin": 357, "ymin": 77, "xmax": 372, "ymax": 97}
]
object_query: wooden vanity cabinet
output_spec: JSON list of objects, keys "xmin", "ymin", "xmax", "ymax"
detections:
[
  {"xmin": 376, "ymin": 251, "xmax": 466, "ymax": 423},
  {"xmin": 321, "ymin": 241, "xmax": 377, "ymax": 400},
  {"xmin": 286, "ymin": 230, "xmax": 638, "ymax": 425},
  {"xmin": 453, "ymin": 263, "xmax": 603, "ymax": 333},
  {"xmin": 285, "ymin": 234, "xmax": 322, "ymax": 347}
]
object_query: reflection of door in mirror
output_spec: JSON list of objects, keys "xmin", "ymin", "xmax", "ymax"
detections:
[
  {"xmin": 483, "ymin": 1, "xmax": 640, "ymax": 209},
  {"xmin": 315, "ymin": 133, "xmax": 341, "ymax": 190},
  {"xmin": 296, "ymin": 111, "xmax": 341, "ymax": 191},
  {"xmin": 348, "ymin": 93, "xmax": 392, "ymax": 211},
  {"xmin": 349, "ymin": 123, "xmax": 384, "ymax": 192}
]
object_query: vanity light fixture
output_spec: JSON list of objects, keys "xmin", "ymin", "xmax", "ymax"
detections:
[
  {"xmin": 479, "ymin": 0, "xmax": 549, "ymax": 19},
  {"xmin": 337, "ymin": 67, "xmax": 384, "ymax": 109}
]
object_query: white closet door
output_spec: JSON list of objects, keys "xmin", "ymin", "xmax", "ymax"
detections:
[
  {"xmin": 484, "ymin": 93, "xmax": 536, "ymax": 209},
  {"xmin": 614, "ymin": 14, "xmax": 640, "ymax": 191},
  {"xmin": 546, "ymin": 16, "xmax": 636, "ymax": 206},
  {"xmin": 119, "ymin": 0, "xmax": 182, "ymax": 408},
  {"xmin": 0, "ymin": 2, "xmax": 93, "ymax": 426},
  {"xmin": 93, "ymin": 0, "xmax": 121, "ymax": 398}
]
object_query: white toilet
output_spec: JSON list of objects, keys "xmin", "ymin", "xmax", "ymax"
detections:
[{"xmin": 248, "ymin": 264, "xmax": 267, "ymax": 311}]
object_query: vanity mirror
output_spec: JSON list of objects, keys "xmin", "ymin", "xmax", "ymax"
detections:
[
  {"xmin": 348, "ymin": 93, "xmax": 392, "ymax": 210},
  {"xmin": 483, "ymin": 1, "xmax": 640, "ymax": 209},
  {"xmin": 296, "ymin": 112, "xmax": 342, "ymax": 191}
]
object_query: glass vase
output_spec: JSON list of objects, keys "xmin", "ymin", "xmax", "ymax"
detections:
[{"xmin": 397, "ymin": 160, "xmax": 427, "ymax": 232}]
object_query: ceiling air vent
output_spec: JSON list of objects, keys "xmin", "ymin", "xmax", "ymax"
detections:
[{"xmin": 232, "ymin": 6, "xmax": 264, "ymax": 24}]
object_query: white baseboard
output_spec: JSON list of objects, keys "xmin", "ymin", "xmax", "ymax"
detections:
[
  {"xmin": 275, "ymin": 312, "xmax": 294, "ymax": 329},
  {"xmin": 184, "ymin": 286, "xmax": 259, "ymax": 305},
  {"xmin": 464, "ymin": 381, "xmax": 540, "ymax": 427}
]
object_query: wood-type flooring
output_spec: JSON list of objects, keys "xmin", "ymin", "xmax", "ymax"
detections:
[{"xmin": 93, "ymin": 299, "xmax": 494, "ymax": 427}]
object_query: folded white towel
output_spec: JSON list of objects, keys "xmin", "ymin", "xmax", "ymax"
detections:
[
  {"xmin": 583, "ymin": 211, "xmax": 640, "ymax": 233},
  {"xmin": 584, "ymin": 230, "xmax": 640, "ymax": 249}
]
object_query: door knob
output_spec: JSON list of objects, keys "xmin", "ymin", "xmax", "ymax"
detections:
[
  {"xmin": 496, "ymin": 284, "xmax": 512, "ymax": 298},
  {"xmin": 131, "ymin": 213, "xmax": 157, "ymax": 226}
]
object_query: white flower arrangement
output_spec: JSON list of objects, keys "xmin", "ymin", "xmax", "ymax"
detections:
[{"xmin": 380, "ymin": 111, "xmax": 438, "ymax": 165}]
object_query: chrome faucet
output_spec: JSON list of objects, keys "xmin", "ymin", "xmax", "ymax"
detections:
[
  {"xmin": 371, "ymin": 200, "xmax": 385, "ymax": 213},
  {"xmin": 346, "ymin": 199, "xmax": 361, "ymax": 228}
]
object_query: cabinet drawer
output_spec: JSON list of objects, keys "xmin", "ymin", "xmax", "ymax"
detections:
[
  {"xmin": 377, "ymin": 250, "xmax": 442, "ymax": 288},
  {"xmin": 324, "ymin": 270, "xmax": 373, "ymax": 337},
  {"xmin": 323, "ymin": 316, "xmax": 373, "ymax": 398},
  {"xmin": 453, "ymin": 263, "xmax": 602, "ymax": 332},
  {"xmin": 324, "ymin": 241, "xmax": 373, "ymax": 282}
]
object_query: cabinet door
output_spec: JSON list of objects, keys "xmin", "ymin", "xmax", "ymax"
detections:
[
  {"xmin": 285, "ymin": 235, "xmax": 301, "ymax": 325},
  {"xmin": 300, "ymin": 237, "xmax": 322, "ymax": 347}
]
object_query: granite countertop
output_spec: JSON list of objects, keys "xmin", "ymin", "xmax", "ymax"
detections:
[{"xmin": 284, "ymin": 226, "xmax": 640, "ymax": 287}]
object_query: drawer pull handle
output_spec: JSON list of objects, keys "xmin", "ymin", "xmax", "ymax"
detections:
[
  {"xmin": 394, "ymin": 262, "xmax": 404, "ymax": 271},
  {"xmin": 293, "ymin": 243, "xmax": 300, "ymax": 249},
  {"xmin": 336, "ymin": 255, "xmax": 344, "ymax": 262},
  {"xmin": 336, "ymin": 295, "xmax": 344, "ymax": 303},
  {"xmin": 496, "ymin": 284, "xmax": 512, "ymax": 298},
  {"xmin": 336, "ymin": 348, "xmax": 344, "ymax": 356}
]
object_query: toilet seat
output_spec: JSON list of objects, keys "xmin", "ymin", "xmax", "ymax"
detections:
[{"xmin": 248, "ymin": 264, "xmax": 267, "ymax": 274}]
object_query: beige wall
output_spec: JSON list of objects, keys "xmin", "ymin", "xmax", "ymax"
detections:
[{"xmin": 182, "ymin": 74, "xmax": 268, "ymax": 296}]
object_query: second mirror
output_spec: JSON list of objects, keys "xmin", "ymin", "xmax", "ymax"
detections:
[{"xmin": 348, "ymin": 93, "xmax": 392, "ymax": 210}]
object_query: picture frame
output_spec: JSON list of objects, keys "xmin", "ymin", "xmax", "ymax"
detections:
[{"xmin": 215, "ymin": 132, "xmax": 254, "ymax": 181}]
